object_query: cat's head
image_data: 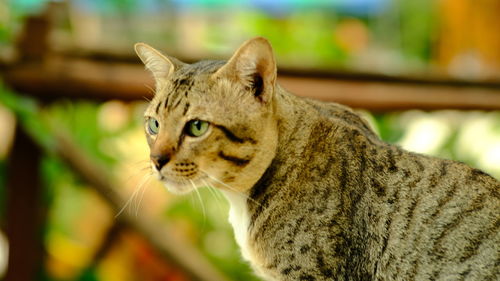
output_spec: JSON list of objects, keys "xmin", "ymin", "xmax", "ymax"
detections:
[{"xmin": 135, "ymin": 37, "xmax": 279, "ymax": 194}]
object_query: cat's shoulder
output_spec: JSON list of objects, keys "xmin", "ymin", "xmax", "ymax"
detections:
[{"xmin": 301, "ymin": 97, "xmax": 380, "ymax": 141}]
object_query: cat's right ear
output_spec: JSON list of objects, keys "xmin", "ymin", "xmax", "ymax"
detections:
[
  {"xmin": 134, "ymin": 43, "xmax": 184, "ymax": 82},
  {"xmin": 213, "ymin": 37, "xmax": 277, "ymax": 104}
]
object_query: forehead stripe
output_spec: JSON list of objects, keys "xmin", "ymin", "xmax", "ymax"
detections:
[
  {"xmin": 183, "ymin": 102, "xmax": 190, "ymax": 116},
  {"xmin": 155, "ymin": 100, "xmax": 162, "ymax": 114},
  {"xmin": 172, "ymin": 96, "xmax": 183, "ymax": 110},
  {"xmin": 164, "ymin": 95, "xmax": 169, "ymax": 109}
]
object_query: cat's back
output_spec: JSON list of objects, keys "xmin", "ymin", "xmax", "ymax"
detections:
[
  {"xmin": 305, "ymin": 97, "xmax": 500, "ymax": 280},
  {"xmin": 374, "ymin": 152, "xmax": 500, "ymax": 280}
]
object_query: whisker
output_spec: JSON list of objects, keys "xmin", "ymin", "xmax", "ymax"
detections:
[
  {"xmin": 123, "ymin": 160, "xmax": 151, "ymax": 173},
  {"xmin": 201, "ymin": 178, "xmax": 225, "ymax": 213},
  {"xmin": 115, "ymin": 172, "xmax": 152, "ymax": 219},
  {"xmin": 190, "ymin": 179, "xmax": 207, "ymax": 227},
  {"xmin": 144, "ymin": 84, "xmax": 155, "ymax": 97},
  {"xmin": 132, "ymin": 159, "xmax": 150, "ymax": 166},
  {"xmin": 122, "ymin": 160, "xmax": 151, "ymax": 183},
  {"xmin": 140, "ymin": 166, "xmax": 152, "ymax": 172},
  {"xmin": 206, "ymin": 182, "xmax": 224, "ymax": 203},
  {"xmin": 199, "ymin": 169, "xmax": 262, "ymax": 207},
  {"xmin": 135, "ymin": 174, "xmax": 153, "ymax": 217},
  {"xmin": 188, "ymin": 189, "xmax": 196, "ymax": 208}
]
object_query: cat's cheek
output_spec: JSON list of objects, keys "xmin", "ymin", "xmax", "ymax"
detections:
[
  {"xmin": 196, "ymin": 156, "xmax": 226, "ymax": 185},
  {"xmin": 197, "ymin": 153, "xmax": 220, "ymax": 175}
]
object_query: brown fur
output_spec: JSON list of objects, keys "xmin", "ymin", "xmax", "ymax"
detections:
[{"xmin": 135, "ymin": 38, "xmax": 500, "ymax": 281}]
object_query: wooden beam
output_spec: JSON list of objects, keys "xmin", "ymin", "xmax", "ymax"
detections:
[
  {"xmin": 278, "ymin": 76, "xmax": 500, "ymax": 111},
  {"xmin": 2, "ymin": 58, "xmax": 500, "ymax": 110},
  {"xmin": 2, "ymin": 59, "xmax": 150, "ymax": 102}
]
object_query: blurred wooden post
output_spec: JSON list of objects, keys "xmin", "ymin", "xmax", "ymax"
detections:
[
  {"xmin": 3, "ymin": 7, "xmax": 52, "ymax": 280},
  {"xmin": 5, "ymin": 126, "xmax": 45, "ymax": 281}
]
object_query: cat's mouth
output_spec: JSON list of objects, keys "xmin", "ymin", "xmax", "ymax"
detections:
[
  {"xmin": 151, "ymin": 160, "xmax": 206, "ymax": 194},
  {"xmin": 157, "ymin": 173, "xmax": 207, "ymax": 195}
]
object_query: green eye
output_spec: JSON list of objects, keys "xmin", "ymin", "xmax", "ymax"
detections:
[
  {"xmin": 147, "ymin": 118, "xmax": 160, "ymax": 135},
  {"xmin": 186, "ymin": 120, "xmax": 209, "ymax": 137}
]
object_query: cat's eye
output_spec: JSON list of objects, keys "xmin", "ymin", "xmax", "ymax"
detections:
[
  {"xmin": 185, "ymin": 120, "xmax": 209, "ymax": 137},
  {"xmin": 147, "ymin": 118, "xmax": 160, "ymax": 135}
]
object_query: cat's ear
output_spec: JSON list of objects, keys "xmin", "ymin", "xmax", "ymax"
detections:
[
  {"xmin": 134, "ymin": 43, "xmax": 184, "ymax": 81},
  {"xmin": 214, "ymin": 37, "xmax": 277, "ymax": 103}
]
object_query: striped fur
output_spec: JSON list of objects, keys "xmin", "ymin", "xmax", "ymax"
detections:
[{"xmin": 136, "ymin": 38, "xmax": 500, "ymax": 280}]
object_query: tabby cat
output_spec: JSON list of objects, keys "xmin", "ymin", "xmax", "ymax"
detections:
[{"xmin": 134, "ymin": 37, "xmax": 499, "ymax": 281}]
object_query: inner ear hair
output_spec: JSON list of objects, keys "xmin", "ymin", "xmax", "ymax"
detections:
[
  {"xmin": 134, "ymin": 42, "xmax": 185, "ymax": 84},
  {"xmin": 249, "ymin": 73, "xmax": 264, "ymax": 101}
]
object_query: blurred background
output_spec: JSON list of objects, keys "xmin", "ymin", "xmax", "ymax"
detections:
[{"xmin": 0, "ymin": 0, "xmax": 499, "ymax": 280}]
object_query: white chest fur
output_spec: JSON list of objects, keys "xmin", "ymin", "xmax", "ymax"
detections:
[
  {"xmin": 221, "ymin": 190, "xmax": 277, "ymax": 281},
  {"xmin": 220, "ymin": 190, "xmax": 252, "ymax": 262}
]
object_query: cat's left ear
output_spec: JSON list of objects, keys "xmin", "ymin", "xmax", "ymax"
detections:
[
  {"xmin": 214, "ymin": 37, "xmax": 277, "ymax": 103},
  {"xmin": 134, "ymin": 43, "xmax": 184, "ymax": 82}
]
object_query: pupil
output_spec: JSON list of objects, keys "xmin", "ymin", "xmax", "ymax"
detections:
[{"xmin": 195, "ymin": 121, "xmax": 201, "ymax": 130}]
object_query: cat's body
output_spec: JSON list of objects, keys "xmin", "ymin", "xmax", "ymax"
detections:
[
  {"xmin": 234, "ymin": 91, "xmax": 499, "ymax": 281},
  {"xmin": 135, "ymin": 38, "xmax": 500, "ymax": 281}
]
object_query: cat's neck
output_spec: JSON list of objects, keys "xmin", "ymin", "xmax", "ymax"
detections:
[
  {"xmin": 246, "ymin": 88, "xmax": 315, "ymax": 199},
  {"xmin": 273, "ymin": 86, "xmax": 311, "ymax": 153}
]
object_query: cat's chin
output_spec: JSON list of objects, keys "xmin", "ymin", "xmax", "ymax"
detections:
[
  {"xmin": 161, "ymin": 180, "xmax": 193, "ymax": 195},
  {"xmin": 158, "ymin": 176, "xmax": 201, "ymax": 195}
]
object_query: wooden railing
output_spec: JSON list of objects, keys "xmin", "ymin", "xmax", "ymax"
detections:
[{"xmin": 3, "ymin": 56, "xmax": 500, "ymax": 110}]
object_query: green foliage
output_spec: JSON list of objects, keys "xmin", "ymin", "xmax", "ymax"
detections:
[
  {"xmin": 46, "ymin": 101, "xmax": 117, "ymax": 165},
  {"xmin": 0, "ymin": 82, "xmax": 55, "ymax": 152},
  {"xmin": 372, "ymin": 113, "xmax": 405, "ymax": 143},
  {"xmin": 239, "ymin": 10, "xmax": 347, "ymax": 68},
  {"xmin": 397, "ymin": 0, "xmax": 437, "ymax": 60},
  {"xmin": 76, "ymin": 266, "xmax": 100, "ymax": 281}
]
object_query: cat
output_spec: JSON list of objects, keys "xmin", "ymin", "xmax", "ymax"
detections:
[{"xmin": 134, "ymin": 37, "xmax": 500, "ymax": 281}]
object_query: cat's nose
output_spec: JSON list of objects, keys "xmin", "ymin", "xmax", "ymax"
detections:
[{"xmin": 151, "ymin": 154, "xmax": 170, "ymax": 171}]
